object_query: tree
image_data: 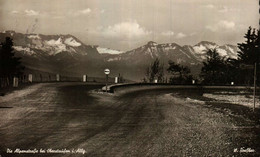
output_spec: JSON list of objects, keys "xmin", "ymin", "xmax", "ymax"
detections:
[
  {"xmin": 167, "ymin": 60, "xmax": 192, "ymax": 84},
  {"xmin": 236, "ymin": 27, "xmax": 260, "ymax": 85},
  {"xmin": 200, "ymin": 48, "xmax": 227, "ymax": 85},
  {"xmin": 145, "ymin": 58, "xmax": 164, "ymax": 83},
  {"xmin": 237, "ymin": 27, "xmax": 259, "ymax": 65},
  {"xmin": 0, "ymin": 37, "xmax": 24, "ymax": 87},
  {"xmin": 223, "ymin": 58, "xmax": 240, "ymax": 84},
  {"xmin": 200, "ymin": 27, "xmax": 260, "ymax": 85}
]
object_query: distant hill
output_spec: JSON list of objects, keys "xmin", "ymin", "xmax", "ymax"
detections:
[{"xmin": 0, "ymin": 31, "xmax": 238, "ymax": 81}]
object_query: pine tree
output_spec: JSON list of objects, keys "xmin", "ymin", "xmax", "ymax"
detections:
[
  {"xmin": 145, "ymin": 58, "xmax": 164, "ymax": 83},
  {"xmin": 0, "ymin": 37, "xmax": 24, "ymax": 86},
  {"xmin": 200, "ymin": 48, "xmax": 227, "ymax": 85},
  {"xmin": 236, "ymin": 27, "xmax": 260, "ymax": 85},
  {"xmin": 237, "ymin": 27, "xmax": 259, "ymax": 65}
]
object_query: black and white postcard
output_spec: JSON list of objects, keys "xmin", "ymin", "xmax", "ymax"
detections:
[{"xmin": 0, "ymin": 0, "xmax": 259, "ymax": 156}]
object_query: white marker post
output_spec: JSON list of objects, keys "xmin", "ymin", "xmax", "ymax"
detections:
[
  {"xmin": 56, "ymin": 74, "xmax": 60, "ymax": 82},
  {"xmin": 13, "ymin": 77, "xmax": 18, "ymax": 87},
  {"xmin": 83, "ymin": 75, "xmax": 87, "ymax": 82},
  {"xmin": 115, "ymin": 77, "xmax": 118, "ymax": 84},
  {"xmin": 28, "ymin": 74, "xmax": 33, "ymax": 83},
  {"xmin": 104, "ymin": 69, "xmax": 110, "ymax": 92}
]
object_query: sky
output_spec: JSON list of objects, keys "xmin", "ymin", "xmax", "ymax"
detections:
[{"xmin": 0, "ymin": 0, "xmax": 258, "ymax": 51}]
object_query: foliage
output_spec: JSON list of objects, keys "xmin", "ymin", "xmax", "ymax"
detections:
[
  {"xmin": 200, "ymin": 26, "xmax": 260, "ymax": 85},
  {"xmin": 236, "ymin": 27, "xmax": 260, "ymax": 85},
  {"xmin": 0, "ymin": 37, "xmax": 24, "ymax": 86},
  {"xmin": 237, "ymin": 27, "xmax": 260, "ymax": 65},
  {"xmin": 167, "ymin": 60, "xmax": 192, "ymax": 84},
  {"xmin": 145, "ymin": 58, "xmax": 164, "ymax": 83},
  {"xmin": 200, "ymin": 48, "xmax": 228, "ymax": 85}
]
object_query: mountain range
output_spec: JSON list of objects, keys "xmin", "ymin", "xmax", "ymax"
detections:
[{"xmin": 0, "ymin": 31, "xmax": 238, "ymax": 81}]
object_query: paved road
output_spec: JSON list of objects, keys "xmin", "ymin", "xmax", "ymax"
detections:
[{"xmin": 0, "ymin": 83, "xmax": 259, "ymax": 156}]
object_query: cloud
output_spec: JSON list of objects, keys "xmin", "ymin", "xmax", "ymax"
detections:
[
  {"xmin": 11, "ymin": 10, "xmax": 19, "ymax": 14},
  {"xmin": 218, "ymin": 6, "xmax": 238, "ymax": 13},
  {"xmin": 205, "ymin": 25, "xmax": 217, "ymax": 32},
  {"xmin": 206, "ymin": 20, "xmax": 235, "ymax": 32},
  {"xmin": 161, "ymin": 31, "xmax": 174, "ymax": 36},
  {"xmin": 74, "ymin": 8, "xmax": 91, "ymax": 16},
  {"xmin": 24, "ymin": 10, "xmax": 39, "ymax": 16},
  {"xmin": 100, "ymin": 9, "xmax": 105, "ymax": 14},
  {"xmin": 52, "ymin": 15, "xmax": 65, "ymax": 19},
  {"xmin": 79, "ymin": 8, "xmax": 91, "ymax": 14},
  {"xmin": 100, "ymin": 21, "xmax": 151, "ymax": 39},
  {"xmin": 218, "ymin": 6, "xmax": 228, "ymax": 13},
  {"xmin": 219, "ymin": 20, "xmax": 235, "ymax": 29},
  {"xmin": 203, "ymin": 4, "xmax": 238, "ymax": 13},
  {"xmin": 204, "ymin": 4, "xmax": 215, "ymax": 9},
  {"xmin": 189, "ymin": 32, "xmax": 197, "ymax": 36},
  {"xmin": 175, "ymin": 32, "xmax": 187, "ymax": 39},
  {"xmin": 161, "ymin": 31, "xmax": 189, "ymax": 39}
]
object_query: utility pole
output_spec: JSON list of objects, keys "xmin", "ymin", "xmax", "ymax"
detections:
[
  {"xmin": 253, "ymin": 62, "xmax": 257, "ymax": 112},
  {"xmin": 240, "ymin": 63, "xmax": 258, "ymax": 112}
]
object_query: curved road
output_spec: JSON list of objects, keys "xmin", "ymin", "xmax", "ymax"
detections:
[{"xmin": 0, "ymin": 83, "xmax": 259, "ymax": 156}]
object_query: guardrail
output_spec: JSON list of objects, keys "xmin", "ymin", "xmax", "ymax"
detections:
[{"xmin": 102, "ymin": 83, "xmax": 259, "ymax": 94}]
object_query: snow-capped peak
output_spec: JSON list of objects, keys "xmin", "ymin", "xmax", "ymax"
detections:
[
  {"xmin": 64, "ymin": 37, "xmax": 81, "ymax": 47},
  {"xmin": 27, "ymin": 34, "xmax": 41, "ymax": 39},
  {"xmin": 97, "ymin": 47, "xmax": 124, "ymax": 54},
  {"xmin": 216, "ymin": 48, "xmax": 228, "ymax": 57},
  {"xmin": 45, "ymin": 38, "xmax": 66, "ymax": 55},
  {"xmin": 193, "ymin": 44, "xmax": 208, "ymax": 54},
  {"xmin": 147, "ymin": 41, "xmax": 158, "ymax": 47},
  {"xmin": 46, "ymin": 37, "xmax": 63, "ymax": 46},
  {"xmin": 196, "ymin": 41, "xmax": 217, "ymax": 47},
  {"xmin": 13, "ymin": 46, "xmax": 35, "ymax": 55}
]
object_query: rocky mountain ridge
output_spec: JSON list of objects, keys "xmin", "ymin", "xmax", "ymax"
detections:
[{"xmin": 0, "ymin": 31, "xmax": 238, "ymax": 81}]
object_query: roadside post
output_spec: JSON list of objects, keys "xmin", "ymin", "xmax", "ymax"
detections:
[
  {"xmin": 28, "ymin": 74, "xmax": 33, "ymax": 83},
  {"xmin": 13, "ymin": 77, "xmax": 18, "ymax": 87},
  {"xmin": 56, "ymin": 74, "xmax": 60, "ymax": 82},
  {"xmin": 115, "ymin": 77, "xmax": 118, "ymax": 84},
  {"xmin": 253, "ymin": 63, "xmax": 257, "ymax": 112},
  {"xmin": 83, "ymin": 75, "xmax": 87, "ymax": 82},
  {"xmin": 104, "ymin": 69, "xmax": 110, "ymax": 92}
]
